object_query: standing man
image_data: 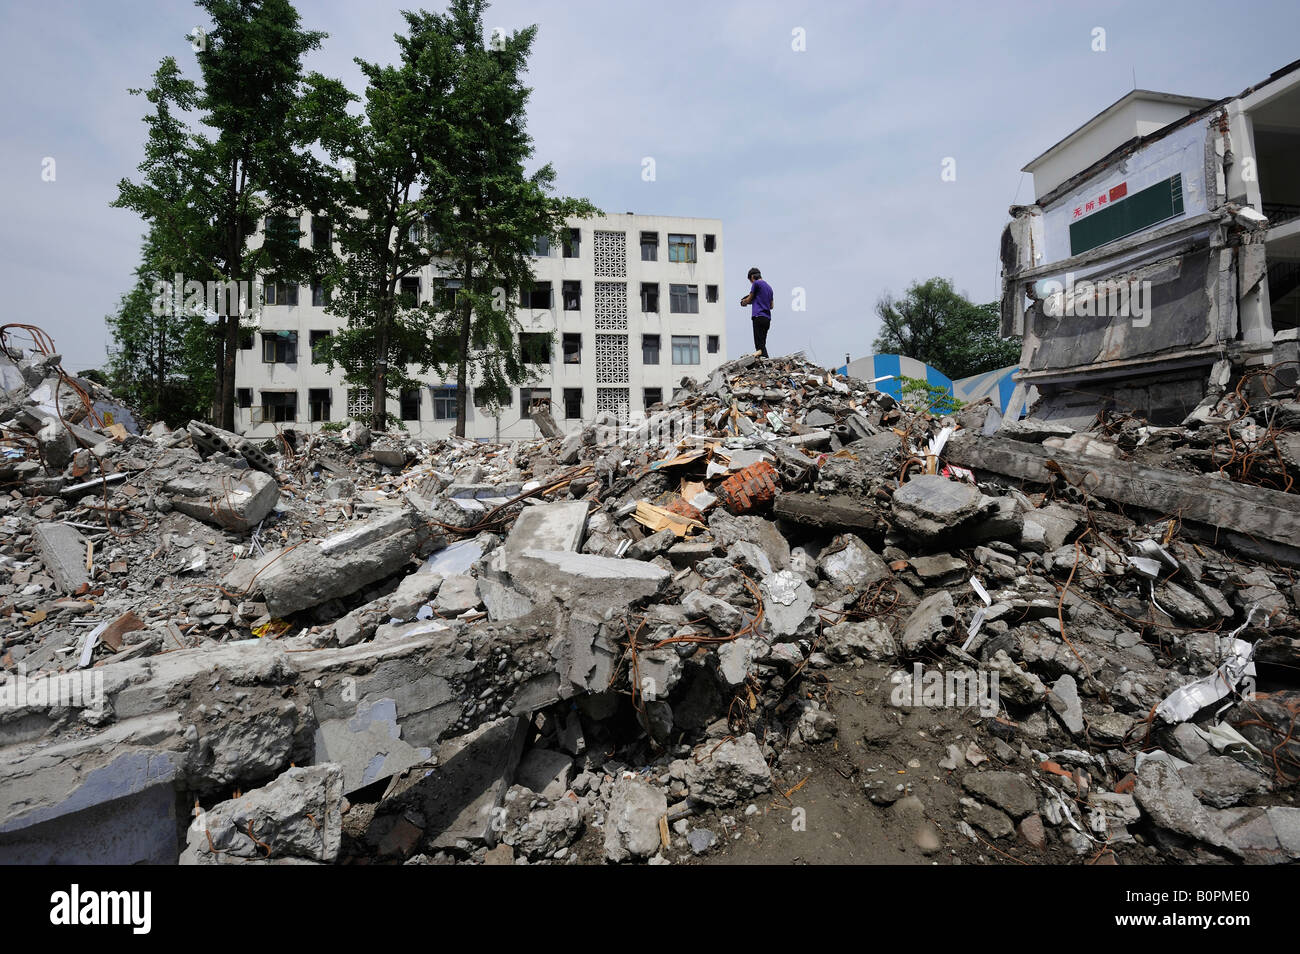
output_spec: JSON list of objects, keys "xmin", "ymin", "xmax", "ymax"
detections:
[{"xmin": 740, "ymin": 267, "xmax": 773, "ymax": 358}]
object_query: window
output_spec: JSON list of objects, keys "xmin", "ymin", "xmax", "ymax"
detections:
[
  {"xmin": 437, "ymin": 279, "xmax": 462, "ymax": 311},
  {"xmin": 239, "ymin": 330, "xmax": 253, "ymax": 350},
  {"xmin": 311, "ymin": 280, "xmax": 328, "ymax": 307},
  {"xmin": 642, "ymin": 334, "xmax": 660, "ymax": 365},
  {"xmin": 706, "ymin": 284, "xmax": 718, "ymax": 303},
  {"xmin": 521, "ymin": 282, "xmax": 552, "ymax": 310},
  {"xmin": 703, "ymin": 234, "xmax": 716, "ymax": 253},
  {"xmin": 640, "ymin": 282, "xmax": 659, "ymax": 313},
  {"xmin": 261, "ymin": 391, "xmax": 297, "ymax": 423},
  {"xmin": 669, "ymin": 284, "xmax": 699, "ymax": 314},
  {"xmin": 309, "ymin": 330, "xmax": 330, "ymax": 364},
  {"xmin": 474, "ymin": 386, "xmax": 510, "ymax": 408},
  {"xmin": 562, "ymin": 280, "xmax": 581, "ymax": 311},
  {"xmin": 520, "ymin": 332, "xmax": 551, "ymax": 364},
  {"xmin": 640, "ymin": 231, "xmax": 658, "ymax": 261},
  {"xmin": 532, "ymin": 234, "xmax": 550, "ymax": 257},
  {"xmin": 643, "ymin": 387, "xmax": 662, "ymax": 409},
  {"xmin": 311, "ymin": 217, "xmax": 331, "ymax": 249},
  {"xmin": 264, "ymin": 215, "xmax": 298, "ymax": 247},
  {"xmin": 672, "ymin": 335, "xmax": 700, "ymax": 365},
  {"xmin": 400, "ymin": 388, "xmax": 421, "ymax": 421},
  {"xmin": 265, "ymin": 282, "xmax": 298, "ymax": 307},
  {"xmin": 431, "ymin": 387, "xmax": 457, "ymax": 420},
  {"xmin": 563, "ymin": 388, "xmax": 582, "ymax": 419},
  {"xmin": 261, "ymin": 331, "xmax": 297, "ymax": 364},
  {"xmin": 562, "ymin": 227, "xmax": 580, "ymax": 258},
  {"xmin": 668, "ymin": 233, "xmax": 696, "ymax": 263},
  {"xmin": 399, "ymin": 277, "xmax": 420, "ymax": 304},
  {"xmin": 707, "ymin": 335, "xmax": 720, "ymax": 354},
  {"xmin": 236, "ymin": 388, "xmax": 252, "ymax": 408},
  {"xmin": 308, "ymin": 388, "xmax": 331, "ymax": 422},
  {"xmin": 563, "ymin": 332, "xmax": 582, "ymax": 364},
  {"xmin": 520, "ymin": 387, "xmax": 551, "ymax": 411}
]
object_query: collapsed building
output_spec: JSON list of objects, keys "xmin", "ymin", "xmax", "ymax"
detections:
[
  {"xmin": 1001, "ymin": 58, "xmax": 1300, "ymax": 425},
  {"xmin": 2, "ymin": 323, "xmax": 1299, "ymax": 866}
]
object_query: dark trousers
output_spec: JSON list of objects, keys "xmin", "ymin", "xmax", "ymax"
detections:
[{"xmin": 752, "ymin": 316, "xmax": 770, "ymax": 358}]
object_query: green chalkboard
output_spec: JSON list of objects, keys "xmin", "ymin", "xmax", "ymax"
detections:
[{"xmin": 1069, "ymin": 174, "xmax": 1184, "ymax": 256}]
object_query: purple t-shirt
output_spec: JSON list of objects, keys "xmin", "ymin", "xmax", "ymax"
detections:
[{"xmin": 750, "ymin": 279, "xmax": 773, "ymax": 319}]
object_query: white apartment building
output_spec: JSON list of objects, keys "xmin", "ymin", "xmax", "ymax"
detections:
[{"xmin": 234, "ymin": 213, "xmax": 727, "ymax": 441}]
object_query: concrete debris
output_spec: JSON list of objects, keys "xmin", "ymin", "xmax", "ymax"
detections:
[
  {"xmin": 3, "ymin": 344, "xmax": 1299, "ymax": 865},
  {"xmin": 182, "ymin": 763, "xmax": 345, "ymax": 864}
]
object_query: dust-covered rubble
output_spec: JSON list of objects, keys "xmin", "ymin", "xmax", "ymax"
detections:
[{"xmin": 2, "ymin": 337, "xmax": 1299, "ymax": 865}]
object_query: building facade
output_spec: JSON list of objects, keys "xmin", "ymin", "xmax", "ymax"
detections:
[
  {"xmin": 234, "ymin": 213, "xmax": 727, "ymax": 440},
  {"xmin": 999, "ymin": 60, "xmax": 1300, "ymax": 425}
]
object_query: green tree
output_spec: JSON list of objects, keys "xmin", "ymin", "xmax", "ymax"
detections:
[
  {"xmin": 423, "ymin": 0, "xmax": 599, "ymax": 437},
  {"xmin": 302, "ymin": 12, "xmax": 458, "ymax": 430},
  {"xmin": 113, "ymin": 0, "xmax": 328, "ymax": 429},
  {"xmin": 872, "ymin": 278, "xmax": 1020, "ymax": 379},
  {"xmin": 106, "ymin": 235, "xmax": 216, "ymax": 425}
]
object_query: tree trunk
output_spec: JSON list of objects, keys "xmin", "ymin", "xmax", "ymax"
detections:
[{"xmin": 221, "ymin": 312, "xmax": 238, "ymax": 431}]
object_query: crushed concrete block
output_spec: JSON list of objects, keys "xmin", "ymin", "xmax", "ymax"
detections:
[
  {"xmin": 890, "ymin": 475, "xmax": 994, "ymax": 542},
  {"xmin": 32, "ymin": 522, "xmax": 90, "ymax": 594},
  {"xmin": 684, "ymin": 733, "xmax": 770, "ymax": 807},
  {"xmin": 163, "ymin": 469, "xmax": 279, "ymax": 533},
  {"xmin": 899, "ymin": 590, "xmax": 955, "ymax": 654},
  {"xmin": 182, "ymin": 764, "xmax": 344, "ymax": 864},
  {"xmin": 604, "ymin": 776, "xmax": 666, "ymax": 863},
  {"xmin": 817, "ymin": 533, "xmax": 891, "ymax": 589}
]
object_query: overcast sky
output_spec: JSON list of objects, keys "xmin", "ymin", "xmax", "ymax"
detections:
[{"xmin": 2, "ymin": 0, "xmax": 1297, "ymax": 374}]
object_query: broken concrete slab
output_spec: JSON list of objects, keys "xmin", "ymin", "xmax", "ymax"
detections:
[
  {"xmin": 1047, "ymin": 674, "xmax": 1084, "ymax": 735},
  {"xmin": 312, "ymin": 698, "xmax": 430, "ymax": 795},
  {"xmin": 433, "ymin": 575, "xmax": 481, "ymax": 614},
  {"xmin": 232, "ymin": 509, "xmax": 441, "ymax": 617},
  {"xmin": 481, "ymin": 548, "xmax": 670, "ymax": 622},
  {"xmin": 163, "ymin": 468, "xmax": 280, "ymax": 533},
  {"xmin": 772, "ymin": 492, "xmax": 886, "ymax": 534},
  {"xmin": 504, "ymin": 501, "xmax": 589, "ymax": 560},
  {"xmin": 32, "ymin": 522, "xmax": 90, "ymax": 594},
  {"xmin": 890, "ymin": 474, "xmax": 994, "ymax": 542},
  {"xmin": 1134, "ymin": 757, "xmax": 1242, "ymax": 857},
  {"xmin": 1177, "ymin": 756, "xmax": 1272, "ymax": 809},
  {"xmin": 948, "ymin": 434, "xmax": 1300, "ymax": 565}
]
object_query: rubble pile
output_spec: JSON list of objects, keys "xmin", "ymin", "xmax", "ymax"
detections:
[{"xmin": 2, "ymin": 337, "xmax": 1299, "ymax": 865}]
